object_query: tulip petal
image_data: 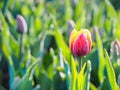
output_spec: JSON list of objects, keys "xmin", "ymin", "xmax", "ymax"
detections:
[
  {"xmin": 73, "ymin": 33, "xmax": 89, "ymax": 56},
  {"xmin": 80, "ymin": 29, "xmax": 92, "ymax": 51},
  {"xmin": 69, "ymin": 29, "xmax": 78, "ymax": 51}
]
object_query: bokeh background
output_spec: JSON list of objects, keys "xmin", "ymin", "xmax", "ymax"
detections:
[{"xmin": 0, "ymin": 0, "xmax": 120, "ymax": 90}]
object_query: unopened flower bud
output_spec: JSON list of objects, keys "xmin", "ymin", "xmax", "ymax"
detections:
[
  {"xmin": 111, "ymin": 39, "xmax": 120, "ymax": 56},
  {"xmin": 67, "ymin": 20, "xmax": 75, "ymax": 31},
  {"xmin": 16, "ymin": 15, "xmax": 27, "ymax": 34},
  {"xmin": 69, "ymin": 29, "xmax": 92, "ymax": 57},
  {"xmin": 67, "ymin": 20, "xmax": 75, "ymax": 43},
  {"xmin": 118, "ymin": 74, "xmax": 120, "ymax": 88},
  {"xmin": 92, "ymin": 26, "xmax": 103, "ymax": 42}
]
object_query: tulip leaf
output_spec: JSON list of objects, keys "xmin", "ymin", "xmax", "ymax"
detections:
[
  {"xmin": 0, "ymin": 10, "xmax": 15, "ymax": 88},
  {"xmin": 13, "ymin": 74, "xmax": 32, "ymax": 90},
  {"xmin": 65, "ymin": 0, "xmax": 72, "ymax": 22},
  {"xmin": 96, "ymin": 29, "xmax": 105, "ymax": 83},
  {"xmin": 82, "ymin": 60, "xmax": 91, "ymax": 90},
  {"xmin": 105, "ymin": 0, "xmax": 116, "ymax": 18},
  {"xmin": 2, "ymin": 0, "xmax": 9, "ymax": 14},
  {"xmin": 90, "ymin": 82, "xmax": 97, "ymax": 90},
  {"xmin": 74, "ymin": 0, "xmax": 85, "ymax": 20},
  {"xmin": 114, "ymin": 18, "xmax": 120, "ymax": 40},
  {"xmin": 9, "ymin": 61, "xmax": 15, "ymax": 89},
  {"xmin": 78, "ymin": 62, "xmax": 86, "ymax": 90},
  {"xmin": 0, "ymin": 85, "xmax": 6, "ymax": 90},
  {"xmin": 54, "ymin": 29, "xmax": 71, "ymax": 65},
  {"xmin": 14, "ymin": 58, "xmax": 39, "ymax": 90},
  {"xmin": 9, "ymin": 35, "xmax": 19, "ymax": 58},
  {"xmin": 64, "ymin": 60, "xmax": 70, "ymax": 90},
  {"xmin": 93, "ymin": 2, "xmax": 105, "ymax": 27},
  {"xmin": 71, "ymin": 56, "xmax": 77, "ymax": 90},
  {"xmin": 104, "ymin": 50, "xmax": 119, "ymax": 90},
  {"xmin": 0, "ymin": 11, "xmax": 12, "ymax": 65},
  {"xmin": 75, "ymin": 10, "xmax": 86, "ymax": 30}
]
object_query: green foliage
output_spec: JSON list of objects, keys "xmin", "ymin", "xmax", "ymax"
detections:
[
  {"xmin": 54, "ymin": 29, "xmax": 71, "ymax": 64},
  {"xmin": 0, "ymin": 0, "xmax": 120, "ymax": 90},
  {"xmin": 96, "ymin": 29, "xmax": 105, "ymax": 83},
  {"xmin": 104, "ymin": 50, "xmax": 119, "ymax": 90},
  {"xmin": 13, "ymin": 59, "xmax": 39, "ymax": 90},
  {"xmin": 70, "ymin": 56, "xmax": 91, "ymax": 90}
]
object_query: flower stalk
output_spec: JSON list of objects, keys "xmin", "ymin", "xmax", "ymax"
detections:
[
  {"xmin": 16, "ymin": 14, "xmax": 27, "ymax": 61},
  {"xmin": 20, "ymin": 34, "xmax": 24, "ymax": 61},
  {"xmin": 78, "ymin": 57, "xmax": 82, "ymax": 72}
]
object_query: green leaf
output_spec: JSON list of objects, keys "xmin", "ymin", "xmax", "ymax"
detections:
[
  {"xmin": 34, "ymin": 1, "xmax": 44, "ymax": 17},
  {"xmin": 114, "ymin": 18, "xmax": 120, "ymax": 40},
  {"xmin": 70, "ymin": 56, "xmax": 77, "ymax": 90},
  {"xmin": 105, "ymin": 0, "xmax": 116, "ymax": 18},
  {"xmin": 6, "ymin": 10, "xmax": 16, "ymax": 26},
  {"xmin": 104, "ymin": 50, "xmax": 119, "ymax": 90},
  {"xmin": 96, "ymin": 29, "xmax": 105, "ymax": 83},
  {"xmin": 9, "ymin": 35, "xmax": 19, "ymax": 58},
  {"xmin": 93, "ymin": 2, "xmax": 105, "ymax": 27},
  {"xmin": 90, "ymin": 82, "xmax": 97, "ymax": 90},
  {"xmin": 64, "ymin": 59, "xmax": 70, "ymax": 90},
  {"xmin": 98, "ymin": 77, "xmax": 110, "ymax": 90},
  {"xmin": 54, "ymin": 29, "xmax": 71, "ymax": 65},
  {"xmin": 9, "ymin": 63, "xmax": 15, "ymax": 89},
  {"xmin": 74, "ymin": 0, "xmax": 85, "ymax": 20},
  {"xmin": 0, "ymin": 11, "xmax": 10, "ymax": 60},
  {"xmin": 0, "ymin": 85, "xmax": 6, "ymax": 90},
  {"xmin": 78, "ymin": 62, "xmax": 86, "ymax": 90},
  {"xmin": 13, "ymin": 74, "xmax": 32, "ymax": 90},
  {"xmin": 75, "ymin": 10, "xmax": 86, "ymax": 30},
  {"xmin": 2, "ymin": 0, "xmax": 9, "ymax": 14},
  {"xmin": 0, "ymin": 11, "xmax": 15, "ymax": 88},
  {"xmin": 82, "ymin": 60, "xmax": 91, "ymax": 90},
  {"xmin": 14, "ymin": 59, "xmax": 39, "ymax": 90},
  {"xmin": 65, "ymin": 0, "xmax": 72, "ymax": 22}
]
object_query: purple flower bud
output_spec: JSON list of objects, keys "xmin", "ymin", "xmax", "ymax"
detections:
[
  {"xmin": 67, "ymin": 20, "xmax": 75, "ymax": 43},
  {"xmin": 67, "ymin": 20, "xmax": 75, "ymax": 32},
  {"xmin": 111, "ymin": 39, "xmax": 120, "ymax": 57},
  {"xmin": 118, "ymin": 74, "xmax": 120, "ymax": 87},
  {"xmin": 16, "ymin": 15, "xmax": 27, "ymax": 34},
  {"xmin": 92, "ymin": 26, "xmax": 104, "ymax": 42}
]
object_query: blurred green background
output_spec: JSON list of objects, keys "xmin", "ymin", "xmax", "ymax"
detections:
[{"xmin": 0, "ymin": 0, "xmax": 120, "ymax": 90}]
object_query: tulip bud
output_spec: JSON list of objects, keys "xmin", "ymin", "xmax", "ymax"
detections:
[
  {"xmin": 67, "ymin": 20, "xmax": 75, "ymax": 44},
  {"xmin": 111, "ymin": 39, "xmax": 120, "ymax": 57},
  {"xmin": 67, "ymin": 20, "xmax": 75, "ymax": 32},
  {"xmin": 118, "ymin": 74, "xmax": 120, "ymax": 88},
  {"xmin": 69, "ymin": 29, "xmax": 92, "ymax": 56},
  {"xmin": 16, "ymin": 15, "xmax": 27, "ymax": 34},
  {"xmin": 92, "ymin": 26, "xmax": 103, "ymax": 42}
]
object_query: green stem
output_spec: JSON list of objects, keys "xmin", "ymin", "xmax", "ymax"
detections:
[
  {"xmin": 78, "ymin": 57, "xmax": 82, "ymax": 72},
  {"xmin": 20, "ymin": 34, "xmax": 24, "ymax": 62}
]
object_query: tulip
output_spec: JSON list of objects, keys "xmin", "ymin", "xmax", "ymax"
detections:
[
  {"xmin": 69, "ymin": 29, "xmax": 92, "ymax": 57},
  {"xmin": 16, "ymin": 14, "xmax": 27, "ymax": 61},
  {"xmin": 111, "ymin": 39, "xmax": 120, "ymax": 57},
  {"xmin": 16, "ymin": 15, "xmax": 27, "ymax": 34}
]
